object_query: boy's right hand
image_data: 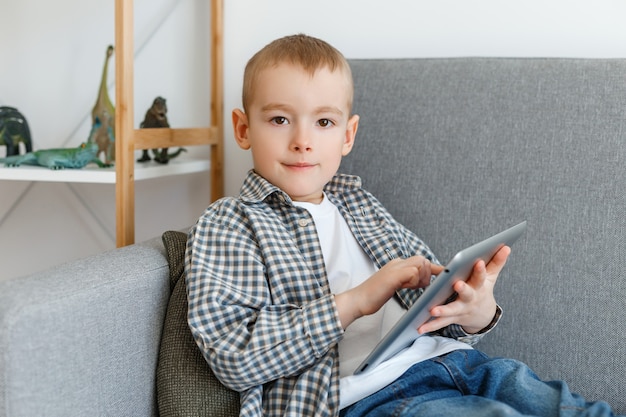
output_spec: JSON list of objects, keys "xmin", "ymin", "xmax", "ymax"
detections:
[{"xmin": 334, "ymin": 256, "xmax": 444, "ymax": 329}]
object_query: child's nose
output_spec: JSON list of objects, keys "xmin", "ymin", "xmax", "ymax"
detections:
[{"xmin": 290, "ymin": 127, "xmax": 312, "ymax": 152}]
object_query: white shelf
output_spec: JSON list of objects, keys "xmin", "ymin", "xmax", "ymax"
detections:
[{"xmin": 0, "ymin": 157, "xmax": 210, "ymax": 184}]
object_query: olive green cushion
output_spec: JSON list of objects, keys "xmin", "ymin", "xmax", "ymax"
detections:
[{"xmin": 156, "ymin": 230, "xmax": 239, "ymax": 417}]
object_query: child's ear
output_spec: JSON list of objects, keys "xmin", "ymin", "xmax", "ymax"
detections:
[
  {"xmin": 342, "ymin": 114, "xmax": 359, "ymax": 156},
  {"xmin": 232, "ymin": 109, "xmax": 251, "ymax": 150}
]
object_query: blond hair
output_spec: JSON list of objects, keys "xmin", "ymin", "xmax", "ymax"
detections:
[{"xmin": 241, "ymin": 34, "xmax": 353, "ymax": 113}]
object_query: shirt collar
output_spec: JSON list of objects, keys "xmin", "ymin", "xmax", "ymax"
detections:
[{"xmin": 239, "ymin": 170, "xmax": 363, "ymax": 205}]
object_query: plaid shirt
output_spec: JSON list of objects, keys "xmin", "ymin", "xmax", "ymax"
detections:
[{"xmin": 186, "ymin": 171, "xmax": 494, "ymax": 417}]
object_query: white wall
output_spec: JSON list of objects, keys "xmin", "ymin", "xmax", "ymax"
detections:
[{"xmin": 2, "ymin": 0, "xmax": 626, "ymax": 278}]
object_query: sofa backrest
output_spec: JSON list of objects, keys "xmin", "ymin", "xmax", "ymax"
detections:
[{"xmin": 341, "ymin": 58, "xmax": 626, "ymax": 412}]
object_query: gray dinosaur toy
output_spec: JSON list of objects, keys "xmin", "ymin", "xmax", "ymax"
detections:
[{"xmin": 0, "ymin": 142, "xmax": 111, "ymax": 170}]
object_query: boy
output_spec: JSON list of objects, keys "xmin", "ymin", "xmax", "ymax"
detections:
[{"xmin": 185, "ymin": 34, "xmax": 622, "ymax": 416}]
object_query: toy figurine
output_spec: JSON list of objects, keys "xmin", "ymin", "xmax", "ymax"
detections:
[
  {"xmin": 137, "ymin": 96, "xmax": 186, "ymax": 164},
  {"xmin": 0, "ymin": 106, "xmax": 33, "ymax": 157},
  {"xmin": 87, "ymin": 45, "xmax": 115, "ymax": 164},
  {"xmin": 0, "ymin": 142, "xmax": 112, "ymax": 170}
]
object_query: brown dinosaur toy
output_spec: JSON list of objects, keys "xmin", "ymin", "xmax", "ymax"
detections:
[
  {"xmin": 137, "ymin": 96, "xmax": 186, "ymax": 164},
  {"xmin": 87, "ymin": 45, "xmax": 115, "ymax": 164}
]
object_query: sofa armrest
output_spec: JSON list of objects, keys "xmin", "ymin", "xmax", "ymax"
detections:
[{"xmin": 0, "ymin": 237, "xmax": 169, "ymax": 417}]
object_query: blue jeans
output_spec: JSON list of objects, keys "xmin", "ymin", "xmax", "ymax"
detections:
[{"xmin": 341, "ymin": 350, "xmax": 621, "ymax": 417}]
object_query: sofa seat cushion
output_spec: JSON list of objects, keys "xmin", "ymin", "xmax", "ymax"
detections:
[{"xmin": 156, "ymin": 230, "xmax": 239, "ymax": 417}]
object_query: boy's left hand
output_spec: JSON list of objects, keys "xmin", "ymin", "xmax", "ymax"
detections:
[{"xmin": 417, "ymin": 245, "xmax": 511, "ymax": 335}]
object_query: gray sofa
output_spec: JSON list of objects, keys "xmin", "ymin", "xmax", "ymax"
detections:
[{"xmin": 2, "ymin": 57, "xmax": 625, "ymax": 416}]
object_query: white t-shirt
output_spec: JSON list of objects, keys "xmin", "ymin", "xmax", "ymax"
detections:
[{"xmin": 294, "ymin": 194, "xmax": 471, "ymax": 409}]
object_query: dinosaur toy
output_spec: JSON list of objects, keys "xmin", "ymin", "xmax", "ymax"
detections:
[
  {"xmin": 136, "ymin": 96, "xmax": 186, "ymax": 164},
  {"xmin": 87, "ymin": 45, "xmax": 115, "ymax": 164},
  {"xmin": 88, "ymin": 114, "xmax": 114, "ymax": 163},
  {"xmin": 0, "ymin": 142, "xmax": 111, "ymax": 170},
  {"xmin": 0, "ymin": 106, "xmax": 33, "ymax": 157}
]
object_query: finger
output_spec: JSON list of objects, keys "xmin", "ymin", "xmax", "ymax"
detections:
[
  {"xmin": 419, "ymin": 260, "xmax": 439, "ymax": 284},
  {"xmin": 453, "ymin": 278, "xmax": 478, "ymax": 300},
  {"xmin": 396, "ymin": 258, "xmax": 426, "ymax": 289},
  {"xmin": 430, "ymin": 295, "xmax": 466, "ymax": 319},
  {"xmin": 418, "ymin": 313, "xmax": 457, "ymax": 334},
  {"xmin": 486, "ymin": 246, "xmax": 511, "ymax": 273},
  {"xmin": 404, "ymin": 257, "xmax": 436, "ymax": 288},
  {"xmin": 430, "ymin": 263, "xmax": 445, "ymax": 275},
  {"xmin": 461, "ymin": 260, "xmax": 487, "ymax": 291},
  {"xmin": 415, "ymin": 261, "xmax": 445, "ymax": 288}
]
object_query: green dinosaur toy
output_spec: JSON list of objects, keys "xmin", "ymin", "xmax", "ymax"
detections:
[{"xmin": 0, "ymin": 142, "xmax": 111, "ymax": 170}]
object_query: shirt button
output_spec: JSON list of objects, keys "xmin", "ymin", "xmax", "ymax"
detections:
[{"xmin": 298, "ymin": 218, "xmax": 310, "ymax": 227}]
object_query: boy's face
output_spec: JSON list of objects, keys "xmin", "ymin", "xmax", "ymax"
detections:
[{"xmin": 233, "ymin": 63, "xmax": 359, "ymax": 204}]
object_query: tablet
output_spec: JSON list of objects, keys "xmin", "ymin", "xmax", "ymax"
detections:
[{"xmin": 353, "ymin": 221, "xmax": 527, "ymax": 375}]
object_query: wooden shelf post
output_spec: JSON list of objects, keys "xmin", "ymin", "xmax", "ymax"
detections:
[
  {"xmin": 210, "ymin": 0, "xmax": 224, "ymax": 201},
  {"xmin": 114, "ymin": 0, "xmax": 223, "ymax": 247},
  {"xmin": 115, "ymin": 0, "xmax": 135, "ymax": 247}
]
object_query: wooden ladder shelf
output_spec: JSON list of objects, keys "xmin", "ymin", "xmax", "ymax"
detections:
[{"xmin": 114, "ymin": 0, "xmax": 224, "ymax": 247}]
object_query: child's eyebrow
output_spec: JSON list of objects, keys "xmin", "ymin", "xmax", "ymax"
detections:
[
  {"xmin": 260, "ymin": 103, "xmax": 292, "ymax": 113},
  {"xmin": 260, "ymin": 103, "xmax": 344, "ymax": 117},
  {"xmin": 314, "ymin": 106, "xmax": 344, "ymax": 116}
]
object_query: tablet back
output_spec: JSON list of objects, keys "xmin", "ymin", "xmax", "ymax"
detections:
[{"xmin": 353, "ymin": 221, "xmax": 527, "ymax": 375}]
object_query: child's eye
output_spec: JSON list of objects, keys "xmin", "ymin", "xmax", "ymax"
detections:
[
  {"xmin": 271, "ymin": 116, "xmax": 289, "ymax": 125},
  {"xmin": 317, "ymin": 119, "xmax": 334, "ymax": 128}
]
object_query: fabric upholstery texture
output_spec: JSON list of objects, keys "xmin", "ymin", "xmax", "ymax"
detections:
[
  {"xmin": 341, "ymin": 58, "xmax": 626, "ymax": 412},
  {"xmin": 0, "ymin": 238, "xmax": 170, "ymax": 416},
  {"xmin": 156, "ymin": 231, "xmax": 239, "ymax": 417}
]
